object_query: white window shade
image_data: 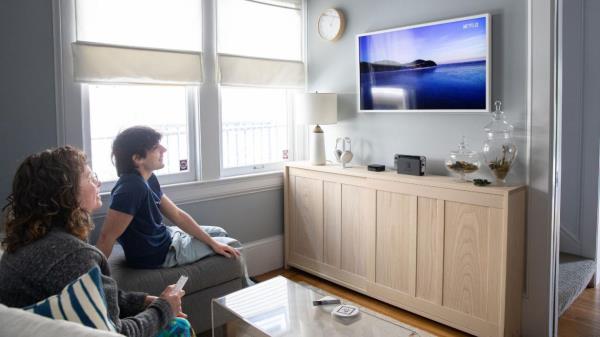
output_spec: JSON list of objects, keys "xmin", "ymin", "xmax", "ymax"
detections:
[
  {"xmin": 218, "ymin": 54, "xmax": 304, "ymax": 88},
  {"xmin": 246, "ymin": 0, "xmax": 302, "ymax": 9},
  {"xmin": 76, "ymin": 0, "xmax": 202, "ymax": 52},
  {"xmin": 217, "ymin": 0, "xmax": 302, "ymax": 61},
  {"xmin": 72, "ymin": 42, "xmax": 203, "ymax": 85}
]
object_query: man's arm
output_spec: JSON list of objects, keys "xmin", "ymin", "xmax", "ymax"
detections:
[
  {"xmin": 96, "ymin": 209, "xmax": 134, "ymax": 258},
  {"xmin": 159, "ymin": 194, "xmax": 240, "ymax": 258}
]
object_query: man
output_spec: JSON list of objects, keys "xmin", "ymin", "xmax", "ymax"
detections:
[{"xmin": 96, "ymin": 126, "xmax": 240, "ymax": 269}]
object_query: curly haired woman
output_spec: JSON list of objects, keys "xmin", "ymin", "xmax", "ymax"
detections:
[{"xmin": 0, "ymin": 146, "xmax": 191, "ymax": 337}]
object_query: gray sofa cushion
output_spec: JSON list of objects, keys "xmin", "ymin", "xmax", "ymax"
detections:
[{"xmin": 108, "ymin": 244, "xmax": 243, "ymax": 296}]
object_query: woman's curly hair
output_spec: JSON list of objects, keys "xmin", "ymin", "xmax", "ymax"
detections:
[{"xmin": 2, "ymin": 146, "xmax": 94, "ymax": 252}]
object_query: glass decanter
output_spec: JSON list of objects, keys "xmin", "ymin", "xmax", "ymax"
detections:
[
  {"xmin": 446, "ymin": 136, "xmax": 480, "ymax": 182},
  {"xmin": 482, "ymin": 100, "xmax": 518, "ymax": 185}
]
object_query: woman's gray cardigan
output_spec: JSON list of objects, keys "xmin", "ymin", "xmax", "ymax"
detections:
[{"xmin": 0, "ymin": 229, "xmax": 174, "ymax": 337}]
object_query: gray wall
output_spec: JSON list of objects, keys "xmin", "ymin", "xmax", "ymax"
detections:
[
  {"xmin": 559, "ymin": 0, "xmax": 600, "ymax": 261},
  {"xmin": 0, "ymin": 0, "xmax": 58, "ymax": 203},
  {"xmin": 90, "ymin": 189, "xmax": 283, "ymax": 244},
  {"xmin": 307, "ymin": 0, "xmax": 527, "ymax": 183}
]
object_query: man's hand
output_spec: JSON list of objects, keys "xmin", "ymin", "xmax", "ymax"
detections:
[{"xmin": 210, "ymin": 242, "xmax": 241, "ymax": 259}]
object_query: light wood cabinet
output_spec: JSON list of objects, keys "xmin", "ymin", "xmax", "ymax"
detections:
[{"xmin": 284, "ymin": 162, "xmax": 526, "ymax": 337}]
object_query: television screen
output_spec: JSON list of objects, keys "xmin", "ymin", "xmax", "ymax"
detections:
[{"xmin": 356, "ymin": 14, "xmax": 491, "ymax": 112}]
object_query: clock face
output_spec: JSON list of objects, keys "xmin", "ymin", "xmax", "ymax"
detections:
[{"xmin": 318, "ymin": 8, "xmax": 345, "ymax": 41}]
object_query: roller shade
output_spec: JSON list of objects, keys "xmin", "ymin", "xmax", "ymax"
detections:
[
  {"xmin": 218, "ymin": 54, "xmax": 304, "ymax": 88},
  {"xmin": 246, "ymin": 0, "xmax": 302, "ymax": 9},
  {"xmin": 72, "ymin": 42, "xmax": 203, "ymax": 85}
]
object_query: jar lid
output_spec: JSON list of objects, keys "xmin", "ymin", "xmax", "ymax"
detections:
[
  {"xmin": 450, "ymin": 136, "xmax": 477, "ymax": 156},
  {"xmin": 484, "ymin": 100, "xmax": 514, "ymax": 134}
]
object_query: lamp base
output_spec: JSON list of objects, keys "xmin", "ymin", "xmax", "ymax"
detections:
[{"xmin": 310, "ymin": 126, "xmax": 326, "ymax": 165}]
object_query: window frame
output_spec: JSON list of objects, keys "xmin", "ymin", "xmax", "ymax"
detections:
[
  {"xmin": 56, "ymin": 0, "xmax": 202, "ymax": 191},
  {"xmin": 81, "ymin": 83, "xmax": 200, "ymax": 193},
  {"xmin": 216, "ymin": 0, "xmax": 304, "ymax": 176},
  {"xmin": 218, "ymin": 85, "xmax": 299, "ymax": 177}
]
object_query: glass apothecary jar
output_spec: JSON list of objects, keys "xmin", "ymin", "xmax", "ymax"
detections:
[
  {"xmin": 446, "ymin": 137, "xmax": 480, "ymax": 182},
  {"xmin": 482, "ymin": 100, "xmax": 518, "ymax": 184}
]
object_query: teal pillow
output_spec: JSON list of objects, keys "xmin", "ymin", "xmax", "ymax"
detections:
[{"xmin": 23, "ymin": 265, "xmax": 116, "ymax": 332}]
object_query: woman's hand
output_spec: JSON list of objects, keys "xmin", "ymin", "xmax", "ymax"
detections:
[
  {"xmin": 144, "ymin": 295, "xmax": 158, "ymax": 307},
  {"xmin": 159, "ymin": 285, "xmax": 187, "ymax": 318},
  {"xmin": 210, "ymin": 242, "xmax": 241, "ymax": 259}
]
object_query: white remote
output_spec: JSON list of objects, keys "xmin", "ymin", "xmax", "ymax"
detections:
[{"xmin": 173, "ymin": 275, "xmax": 188, "ymax": 294}]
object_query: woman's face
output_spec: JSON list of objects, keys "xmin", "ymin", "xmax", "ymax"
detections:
[{"xmin": 78, "ymin": 165, "xmax": 102, "ymax": 212}]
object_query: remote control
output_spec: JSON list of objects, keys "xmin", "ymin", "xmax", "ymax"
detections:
[
  {"xmin": 312, "ymin": 299, "xmax": 341, "ymax": 306},
  {"xmin": 173, "ymin": 275, "xmax": 188, "ymax": 294}
]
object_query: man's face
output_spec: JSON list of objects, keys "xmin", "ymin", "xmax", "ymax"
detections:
[{"xmin": 136, "ymin": 144, "xmax": 167, "ymax": 172}]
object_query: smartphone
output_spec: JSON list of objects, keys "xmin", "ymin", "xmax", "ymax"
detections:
[{"xmin": 173, "ymin": 275, "xmax": 188, "ymax": 294}]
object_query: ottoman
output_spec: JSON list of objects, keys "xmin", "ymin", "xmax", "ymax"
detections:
[{"xmin": 108, "ymin": 244, "xmax": 244, "ymax": 332}]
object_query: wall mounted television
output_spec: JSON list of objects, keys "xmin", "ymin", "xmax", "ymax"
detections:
[{"xmin": 356, "ymin": 13, "xmax": 491, "ymax": 112}]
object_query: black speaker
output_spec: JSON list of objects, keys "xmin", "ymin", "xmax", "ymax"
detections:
[{"xmin": 394, "ymin": 154, "xmax": 426, "ymax": 176}]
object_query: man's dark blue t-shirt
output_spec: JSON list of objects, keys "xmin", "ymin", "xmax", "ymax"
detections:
[{"xmin": 109, "ymin": 173, "xmax": 172, "ymax": 268}]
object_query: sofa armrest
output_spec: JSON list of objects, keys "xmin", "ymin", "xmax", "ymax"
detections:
[{"xmin": 0, "ymin": 304, "xmax": 124, "ymax": 337}]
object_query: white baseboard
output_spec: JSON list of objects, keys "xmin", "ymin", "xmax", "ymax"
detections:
[{"xmin": 242, "ymin": 234, "xmax": 283, "ymax": 277}]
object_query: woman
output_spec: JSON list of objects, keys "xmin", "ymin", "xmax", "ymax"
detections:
[{"xmin": 0, "ymin": 146, "xmax": 190, "ymax": 337}]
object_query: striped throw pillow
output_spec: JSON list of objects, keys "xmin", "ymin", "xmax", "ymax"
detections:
[{"xmin": 23, "ymin": 265, "xmax": 116, "ymax": 332}]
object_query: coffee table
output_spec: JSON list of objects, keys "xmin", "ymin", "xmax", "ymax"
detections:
[{"xmin": 211, "ymin": 276, "xmax": 428, "ymax": 337}]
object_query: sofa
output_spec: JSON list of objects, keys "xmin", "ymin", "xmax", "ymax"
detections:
[
  {"xmin": 0, "ymin": 303, "xmax": 124, "ymax": 337},
  {"xmin": 108, "ymin": 244, "xmax": 244, "ymax": 333}
]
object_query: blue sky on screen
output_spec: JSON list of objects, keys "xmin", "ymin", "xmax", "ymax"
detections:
[{"xmin": 359, "ymin": 16, "xmax": 487, "ymax": 65}]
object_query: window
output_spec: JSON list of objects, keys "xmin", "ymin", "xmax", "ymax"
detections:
[
  {"xmin": 220, "ymin": 87, "xmax": 295, "ymax": 169},
  {"xmin": 75, "ymin": 0, "xmax": 202, "ymax": 51},
  {"xmin": 217, "ymin": 0, "xmax": 301, "ymax": 61},
  {"xmin": 58, "ymin": 0, "xmax": 305, "ymax": 191},
  {"xmin": 87, "ymin": 85, "xmax": 195, "ymax": 183},
  {"xmin": 217, "ymin": 0, "xmax": 304, "ymax": 175},
  {"xmin": 74, "ymin": 0, "xmax": 202, "ymax": 189}
]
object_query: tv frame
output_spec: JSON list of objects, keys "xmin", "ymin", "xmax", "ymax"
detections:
[{"xmin": 356, "ymin": 13, "xmax": 492, "ymax": 113}]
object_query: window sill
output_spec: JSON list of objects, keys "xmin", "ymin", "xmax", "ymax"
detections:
[{"xmin": 94, "ymin": 170, "xmax": 283, "ymax": 218}]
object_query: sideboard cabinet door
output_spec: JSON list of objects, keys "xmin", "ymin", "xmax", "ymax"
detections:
[
  {"xmin": 340, "ymin": 184, "xmax": 376, "ymax": 285},
  {"xmin": 289, "ymin": 175, "xmax": 324, "ymax": 263},
  {"xmin": 375, "ymin": 191, "xmax": 417, "ymax": 296},
  {"xmin": 443, "ymin": 201, "xmax": 503, "ymax": 323}
]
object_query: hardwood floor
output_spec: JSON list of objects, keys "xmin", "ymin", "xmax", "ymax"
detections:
[
  {"xmin": 254, "ymin": 268, "xmax": 600, "ymax": 336},
  {"xmin": 559, "ymin": 287, "xmax": 600, "ymax": 337},
  {"xmin": 255, "ymin": 268, "xmax": 472, "ymax": 337}
]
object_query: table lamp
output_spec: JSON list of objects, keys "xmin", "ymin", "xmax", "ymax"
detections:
[{"xmin": 295, "ymin": 93, "xmax": 338, "ymax": 165}]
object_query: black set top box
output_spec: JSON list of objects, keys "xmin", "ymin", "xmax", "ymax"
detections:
[
  {"xmin": 367, "ymin": 164, "xmax": 385, "ymax": 172},
  {"xmin": 394, "ymin": 154, "xmax": 426, "ymax": 176}
]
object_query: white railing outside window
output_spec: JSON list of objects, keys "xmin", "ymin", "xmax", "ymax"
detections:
[
  {"xmin": 91, "ymin": 124, "xmax": 190, "ymax": 183},
  {"xmin": 222, "ymin": 121, "xmax": 287, "ymax": 169}
]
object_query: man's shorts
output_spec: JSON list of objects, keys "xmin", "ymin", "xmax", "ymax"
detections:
[{"xmin": 161, "ymin": 226, "xmax": 241, "ymax": 268}]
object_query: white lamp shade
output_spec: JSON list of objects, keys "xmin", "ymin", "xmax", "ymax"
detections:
[{"xmin": 295, "ymin": 93, "xmax": 338, "ymax": 125}]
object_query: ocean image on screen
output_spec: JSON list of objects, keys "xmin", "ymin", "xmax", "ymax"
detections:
[{"xmin": 358, "ymin": 16, "xmax": 488, "ymax": 111}]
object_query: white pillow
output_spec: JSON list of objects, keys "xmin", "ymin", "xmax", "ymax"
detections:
[{"xmin": 0, "ymin": 303, "xmax": 123, "ymax": 337}]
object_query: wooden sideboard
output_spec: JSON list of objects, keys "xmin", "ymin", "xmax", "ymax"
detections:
[{"xmin": 283, "ymin": 162, "xmax": 526, "ymax": 337}]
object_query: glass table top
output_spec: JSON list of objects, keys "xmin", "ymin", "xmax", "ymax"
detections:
[{"xmin": 212, "ymin": 276, "xmax": 429, "ymax": 337}]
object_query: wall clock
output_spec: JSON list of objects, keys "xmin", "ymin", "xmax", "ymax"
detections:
[{"xmin": 317, "ymin": 8, "xmax": 345, "ymax": 41}]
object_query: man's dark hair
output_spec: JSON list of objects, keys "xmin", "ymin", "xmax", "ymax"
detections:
[{"xmin": 112, "ymin": 126, "xmax": 162, "ymax": 176}]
